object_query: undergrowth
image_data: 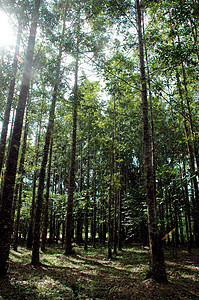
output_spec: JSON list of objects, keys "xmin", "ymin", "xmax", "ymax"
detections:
[{"xmin": 0, "ymin": 244, "xmax": 198, "ymax": 299}]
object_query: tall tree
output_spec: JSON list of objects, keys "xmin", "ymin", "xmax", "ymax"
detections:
[
  {"xmin": 0, "ymin": 0, "xmax": 41, "ymax": 276},
  {"xmin": 0, "ymin": 23, "xmax": 22, "ymax": 177},
  {"xmin": 27, "ymin": 95, "xmax": 44, "ymax": 248},
  {"xmin": 13, "ymin": 100, "xmax": 30, "ymax": 251},
  {"xmin": 135, "ymin": 0, "xmax": 167, "ymax": 282},
  {"xmin": 64, "ymin": 20, "xmax": 80, "ymax": 254},
  {"xmin": 31, "ymin": 0, "xmax": 69, "ymax": 265},
  {"xmin": 41, "ymin": 137, "xmax": 53, "ymax": 252}
]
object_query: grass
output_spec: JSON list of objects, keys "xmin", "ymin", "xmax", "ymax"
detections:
[{"xmin": 0, "ymin": 244, "xmax": 199, "ymax": 299}]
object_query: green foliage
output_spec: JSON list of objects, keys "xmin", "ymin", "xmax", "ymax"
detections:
[{"xmin": 2, "ymin": 245, "xmax": 198, "ymax": 299}]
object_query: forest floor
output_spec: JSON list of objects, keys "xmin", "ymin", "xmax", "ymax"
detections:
[{"xmin": 0, "ymin": 243, "xmax": 199, "ymax": 299}]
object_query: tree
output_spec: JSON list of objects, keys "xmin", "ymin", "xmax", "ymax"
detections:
[
  {"xmin": 0, "ymin": 23, "xmax": 22, "ymax": 177},
  {"xmin": 13, "ymin": 99, "xmax": 30, "ymax": 251},
  {"xmin": 65, "ymin": 17, "xmax": 80, "ymax": 254},
  {"xmin": 135, "ymin": 0, "xmax": 167, "ymax": 282},
  {"xmin": 31, "ymin": 0, "xmax": 69, "ymax": 265},
  {"xmin": 0, "ymin": 0, "xmax": 41, "ymax": 276},
  {"xmin": 41, "ymin": 137, "xmax": 53, "ymax": 252}
]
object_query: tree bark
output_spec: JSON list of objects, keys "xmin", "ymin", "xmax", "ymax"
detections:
[
  {"xmin": 13, "ymin": 104, "xmax": 30, "ymax": 251},
  {"xmin": 0, "ymin": 0, "xmax": 40, "ymax": 275},
  {"xmin": 108, "ymin": 167, "xmax": 113, "ymax": 259},
  {"xmin": 136, "ymin": 0, "xmax": 167, "ymax": 283},
  {"xmin": 0, "ymin": 24, "xmax": 22, "ymax": 177},
  {"xmin": 31, "ymin": 86, "xmax": 56, "ymax": 265},
  {"xmin": 181, "ymin": 62, "xmax": 199, "ymax": 176},
  {"xmin": 84, "ymin": 135, "xmax": 90, "ymax": 251},
  {"xmin": 27, "ymin": 102, "xmax": 43, "ymax": 249},
  {"xmin": 41, "ymin": 138, "xmax": 53, "ymax": 252},
  {"xmin": 92, "ymin": 147, "xmax": 97, "ymax": 248},
  {"xmin": 65, "ymin": 10, "xmax": 80, "ymax": 255},
  {"xmin": 118, "ymin": 100, "xmax": 122, "ymax": 251},
  {"xmin": 176, "ymin": 69, "xmax": 199, "ymax": 245},
  {"xmin": 76, "ymin": 141, "xmax": 83, "ymax": 244},
  {"xmin": 31, "ymin": 1, "xmax": 69, "ymax": 265},
  {"xmin": 113, "ymin": 96, "xmax": 117, "ymax": 255}
]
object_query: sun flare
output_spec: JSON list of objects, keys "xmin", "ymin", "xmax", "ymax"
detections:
[{"xmin": 0, "ymin": 10, "xmax": 14, "ymax": 47}]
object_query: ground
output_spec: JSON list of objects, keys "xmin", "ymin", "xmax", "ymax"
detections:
[{"xmin": 0, "ymin": 244, "xmax": 199, "ymax": 299}]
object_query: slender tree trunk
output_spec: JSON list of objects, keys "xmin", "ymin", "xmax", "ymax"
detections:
[
  {"xmin": 13, "ymin": 181, "xmax": 23, "ymax": 251},
  {"xmin": 176, "ymin": 69, "xmax": 199, "ymax": 245},
  {"xmin": 165, "ymin": 190, "xmax": 170, "ymax": 246},
  {"xmin": 113, "ymin": 96, "xmax": 117, "ymax": 255},
  {"xmin": 136, "ymin": 0, "xmax": 167, "ymax": 282},
  {"xmin": 56, "ymin": 221, "xmax": 61, "ymax": 244},
  {"xmin": 13, "ymin": 104, "xmax": 30, "ymax": 251},
  {"xmin": 169, "ymin": 95, "xmax": 191, "ymax": 251},
  {"xmin": 0, "ymin": 24, "xmax": 22, "ymax": 177},
  {"xmin": 41, "ymin": 138, "xmax": 53, "ymax": 252},
  {"xmin": 84, "ymin": 137, "xmax": 90, "ymax": 251},
  {"xmin": 49, "ymin": 207, "xmax": 54, "ymax": 245},
  {"xmin": 173, "ymin": 200, "xmax": 179, "ymax": 249},
  {"xmin": 65, "ymin": 11, "xmax": 80, "ymax": 254},
  {"xmin": 27, "ymin": 111, "xmax": 43, "ymax": 248},
  {"xmin": 178, "ymin": 211, "xmax": 184, "ymax": 245},
  {"xmin": 1, "ymin": 109, "xmax": 16, "ymax": 209},
  {"xmin": 118, "ymin": 101, "xmax": 122, "ymax": 251},
  {"xmin": 76, "ymin": 142, "xmax": 83, "ymax": 245},
  {"xmin": 181, "ymin": 62, "xmax": 199, "ymax": 175},
  {"xmin": 92, "ymin": 148, "xmax": 97, "ymax": 248},
  {"xmin": 12, "ymin": 184, "xmax": 19, "ymax": 229},
  {"xmin": 108, "ymin": 169, "xmax": 113, "ymax": 259},
  {"xmin": 62, "ymin": 221, "xmax": 65, "ymax": 247},
  {"xmin": 183, "ymin": 159, "xmax": 193, "ymax": 246},
  {"xmin": 102, "ymin": 197, "xmax": 106, "ymax": 245},
  {"xmin": 0, "ymin": 0, "xmax": 40, "ymax": 275},
  {"xmin": 65, "ymin": 64, "xmax": 78, "ymax": 254},
  {"xmin": 31, "ymin": 2, "xmax": 69, "ymax": 265},
  {"xmin": 189, "ymin": 17, "xmax": 199, "ymax": 62},
  {"xmin": 179, "ymin": 165, "xmax": 191, "ymax": 252},
  {"xmin": 31, "ymin": 88, "xmax": 56, "ymax": 264},
  {"xmin": 143, "ymin": 16, "xmax": 156, "ymax": 212}
]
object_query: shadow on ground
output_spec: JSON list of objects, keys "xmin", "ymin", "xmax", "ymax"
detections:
[{"xmin": 0, "ymin": 245, "xmax": 198, "ymax": 299}]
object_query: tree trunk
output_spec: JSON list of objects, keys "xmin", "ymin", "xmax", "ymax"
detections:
[
  {"xmin": 92, "ymin": 148, "xmax": 97, "ymax": 248},
  {"xmin": 84, "ymin": 138, "xmax": 90, "ymax": 251},
  {"xmin": 13, "ymin": 104, "xmax": 30, "ymax": 251},
  {"xmin": 102, "ymin": 197, "xmax": 107, "ymax": 245},
  {"xmin": 136, "ymin": 0, "xmax": 167, "ymax": 283},
  {"xmin": 41, "ymin": 138, "xmax": 53, "ymax": 252},
  {"xmin": 143, "ymin": 16, "xmax": 156, "ymax": 213},
  {"xmin": 0, "ymin": 0, "xmax": 40, "ymax": 276},
  {"xmin": 31, "ymin": 1, "xmax": 68, "ymax": 265},
  {"xmin": 165, "ymin": 190, "xmax": 171, "ymax": 246},
  {"xmin": 62, "ymin": 221, "xmax": 65, "ymax": 247},
  {"xmin": 13, "ymin": 182, "xmax": 23, "ymax": 251},
  {"xmin": 183, "ymin": 159, "xmax": 193, "ymax": 246},
  {"xmin": 49, "ymin": 207, "xmax": 54, "ymax": 246},
  {"xmin": 65, "ymin": 13, "xmax": 80, "ymax": 254},
  {"xmin": 113, "ymin": 95, "xmax": 117, "ymax": 255},
  {"xmin": 27, "ymin": 105, "xmax": 43, "ymax": 249},
  {"xmin": 76, "ymin": 139, "xmax": 83, "ymax": 245},
  {"xmin": 65, "ymin": 72, "xmax": 78, "ymax": 254},
  {"xmin": 56, "ymin": 221, "xmax": 61, "ymax": 244},
  {"xmin": 31, "ymin": 86, "xmax": 56, "ymax": 265},
  {"xmin": 108, "ymin": 172, "xmax": 112, "ymax": 259},
  {"xmin": 176, "ymin": 69, "xmax": 199, "ymax": 245},
  {"xmin": 0, "ymin": 24, "xmax": 22, "ymax": 177},
  {"xmin": 118, "ymin": 101, "xmax": 122, "ymax": 251}
]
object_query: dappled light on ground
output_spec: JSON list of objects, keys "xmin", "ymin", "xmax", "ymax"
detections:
[{"xmin": 0, "ymin": 245, "xmax": 198, "ymax": 299}]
